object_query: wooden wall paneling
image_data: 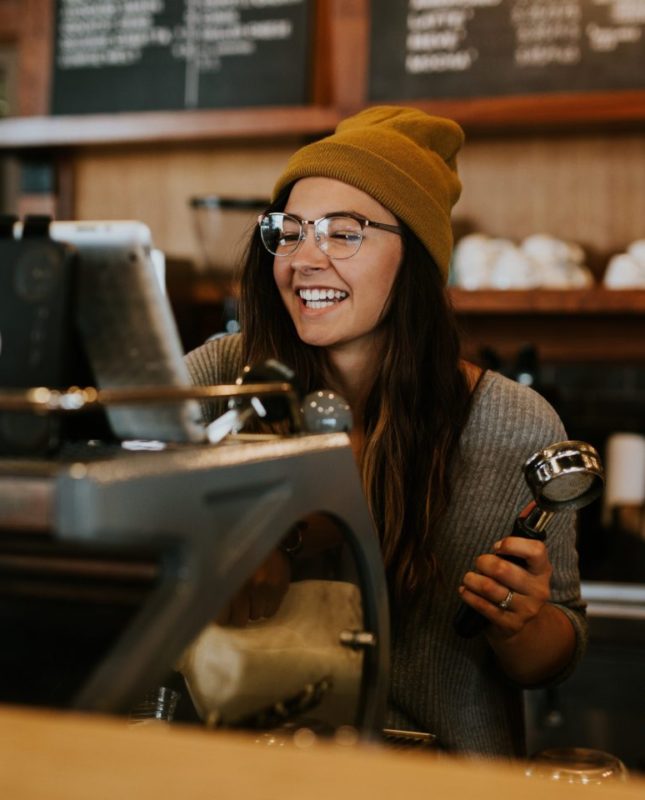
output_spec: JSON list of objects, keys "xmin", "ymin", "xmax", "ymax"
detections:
[{"xmin": 72, "ymin": 142, "xmax": 302, "ymax": 260}]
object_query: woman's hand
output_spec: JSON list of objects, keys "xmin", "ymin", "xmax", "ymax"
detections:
[
  {"xmin": 458, "ymin": 535, "xmax": 576, "ymax": 685},
  {"xmin": 458, "ymin": 535, "xmax": 552, "ymax": 638},
  {"xmin": 217, "ymin": 548, "xmax": 291, "ymax": 627}
]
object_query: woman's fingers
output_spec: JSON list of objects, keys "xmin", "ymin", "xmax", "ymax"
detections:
[
  {"xmin": 458, "ymin": 581, "xmax": 523, "ymax": 633},
  {"xmin": 492, "ymin": 536, "xmax": 551, "ymax": 575},
  {"xmin": 459, "ymin": 537, "xmax": 553, "ymax": 633},
  {"xmin": 460, "ymin": 570, "xmax": 521, "ymax": 618},
  {"xmin": 474, "ymin": 540, "xmax": 551, "ymax": 592}
]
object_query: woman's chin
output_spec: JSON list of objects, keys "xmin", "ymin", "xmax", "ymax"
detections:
[
  {"xmin": 296, "ymin": 329, "xmax": 341, "ymax": 348},
  {"xmin": 290, "ymin": 314, "xmax": 340, "ymax": 348}
]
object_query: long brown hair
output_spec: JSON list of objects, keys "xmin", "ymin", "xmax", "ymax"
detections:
[{"xmin": 239, "ymin": 187, "xmax": 472, "ymax": 606}]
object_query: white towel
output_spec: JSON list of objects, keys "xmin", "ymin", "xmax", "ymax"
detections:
[{"xmin": 178, "ymin": 580, "xmax": 364, "ymax": 727}]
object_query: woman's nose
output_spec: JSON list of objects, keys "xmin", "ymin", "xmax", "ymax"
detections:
[{"xmin": 291, "ymin": 223, "xmax": 328, "ymax": 269}]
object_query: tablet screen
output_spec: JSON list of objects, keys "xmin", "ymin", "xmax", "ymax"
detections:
[{"xmin": 51, "ymin": 221, "xmax": 205, "ymax": 444}]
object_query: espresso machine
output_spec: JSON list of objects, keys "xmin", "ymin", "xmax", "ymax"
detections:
[
  {"xmin": 0, "ymin": 217, "xmax": 389, "ymax": 738},
  {"xmin": 0, "ymin": 412, "xmax": 390, "ymax": 735}
]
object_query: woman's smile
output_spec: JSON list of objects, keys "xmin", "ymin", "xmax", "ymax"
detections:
[{"xmin": 296, "ymin": 286, "xmax": 349, "ymax": 311}]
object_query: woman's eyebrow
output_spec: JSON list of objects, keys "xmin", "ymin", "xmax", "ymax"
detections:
[{"xmin": 283, "ymin": 209, "xmax": 366, "ymax": 220}]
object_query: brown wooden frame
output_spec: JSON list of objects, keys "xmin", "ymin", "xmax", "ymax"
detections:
[
  {"xmin": 1, "ymin": 0, "xmax": 645, "ymax": 149},
  {"xmin": 0, "ymin": 0, "xmax": 52, "ymax": 117}
]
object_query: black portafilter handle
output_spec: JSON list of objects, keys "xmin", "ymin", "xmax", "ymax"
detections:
[
  {"xmin": 232, "ymin": 359, "xmax": 301, "ymax": 426},
  {"xmin": 452, "ymin": 514, "xmax": 546, "ymax": 639}
]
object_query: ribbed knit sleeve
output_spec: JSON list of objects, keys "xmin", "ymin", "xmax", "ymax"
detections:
[
  {"xmin": 184, "ymin": 333, "xmax": 244, "ymax": 423},
  {"xmin": 388, "ymin": 371, "xmax": 588, "ymax": 758}
]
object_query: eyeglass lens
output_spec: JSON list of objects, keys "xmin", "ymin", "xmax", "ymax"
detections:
[{"xmin": 260, "ymin": 214, "xmax": 364, "ymax": 259}]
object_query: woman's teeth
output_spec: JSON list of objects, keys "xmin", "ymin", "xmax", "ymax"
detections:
[{"xmin": 298, "ymin": 288, "xmax": 348, "ymax": 309}]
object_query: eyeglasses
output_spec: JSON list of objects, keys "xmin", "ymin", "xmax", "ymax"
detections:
[{"xmin": 258, "ymin": 211, "xmax": 402, "ymax": 260}]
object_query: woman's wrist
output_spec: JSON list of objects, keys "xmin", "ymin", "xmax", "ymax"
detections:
[{"xmin": 487, "ymin": 603, "xmax": 576, "ymax": 685}]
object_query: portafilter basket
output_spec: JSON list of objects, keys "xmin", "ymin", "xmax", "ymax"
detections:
[{"xmin": 524, "ymin": 440, "xmax": 605, "ymax": 515}]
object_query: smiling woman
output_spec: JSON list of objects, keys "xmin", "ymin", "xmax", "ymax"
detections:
[{"xmin": 184, "ymin": 106, "xmax": 588, "ymax": 759}]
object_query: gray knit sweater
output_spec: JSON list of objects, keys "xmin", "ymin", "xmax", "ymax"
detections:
[{"xmin": 185, "ymin": 333, "xmax": 587, "ymax": 758}]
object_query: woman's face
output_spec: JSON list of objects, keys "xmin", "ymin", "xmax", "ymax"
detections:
[{"xmin": 272, "ymin": 177, "xmax": 403, "ymax": 354}]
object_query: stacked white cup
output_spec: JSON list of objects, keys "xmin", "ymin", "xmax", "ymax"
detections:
[{"xmin": 604, "ymin": 433, "xmax": 645, "ymax": 538}]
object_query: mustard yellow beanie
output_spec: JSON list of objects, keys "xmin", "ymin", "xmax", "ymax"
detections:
[{"xmin": 272, "ymin": 105, "xmax": 464, "ymax": 282}]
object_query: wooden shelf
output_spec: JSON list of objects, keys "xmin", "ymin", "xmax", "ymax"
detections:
[
  {"xmin": 177, "ymin": 281, "xmax": 645, "ymax": 317},
  {"xmin": 167, "ymin": 280, "xmax": 645, "ymax": 362},
  {"xmin": 412, "ymin": 91, "xmax": 645, "ymax": 134},
  {"xmin": 450, "ymin": 288, "xmax": 645, "ymax": 315},
  {"xmin": 450, "ymin": 288, "xmax": 645, "ymax": 363},
  {"xmin": 2, "ymin": 92, "xmax": 645, "ymax": 151},
  {"xmin": 0, "ymin": 105, "xmax": 341, "ymax": 149}
]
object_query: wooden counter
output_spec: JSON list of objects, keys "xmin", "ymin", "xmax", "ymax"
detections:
[{"xmin": 0, "ymin": 704, "xmax": 642, "ymax": 800}]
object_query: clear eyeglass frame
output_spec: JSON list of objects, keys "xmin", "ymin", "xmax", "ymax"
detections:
[{"xmin": 258, "ymin": 211, "xmax": 402, "ymax": 260}]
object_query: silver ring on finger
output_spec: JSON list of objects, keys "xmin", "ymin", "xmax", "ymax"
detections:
[{"xmin": 498, "ymin": 589, "xmax": 514, "ymax": 611}]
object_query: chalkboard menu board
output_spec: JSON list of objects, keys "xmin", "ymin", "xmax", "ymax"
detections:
[
  {"xmin": 51, "ymin": 0, "xmax": 312, "ymax": 115},
  {"xmin": 370, "ymin": 0, "xmax": 645, "ymax": 101}
]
